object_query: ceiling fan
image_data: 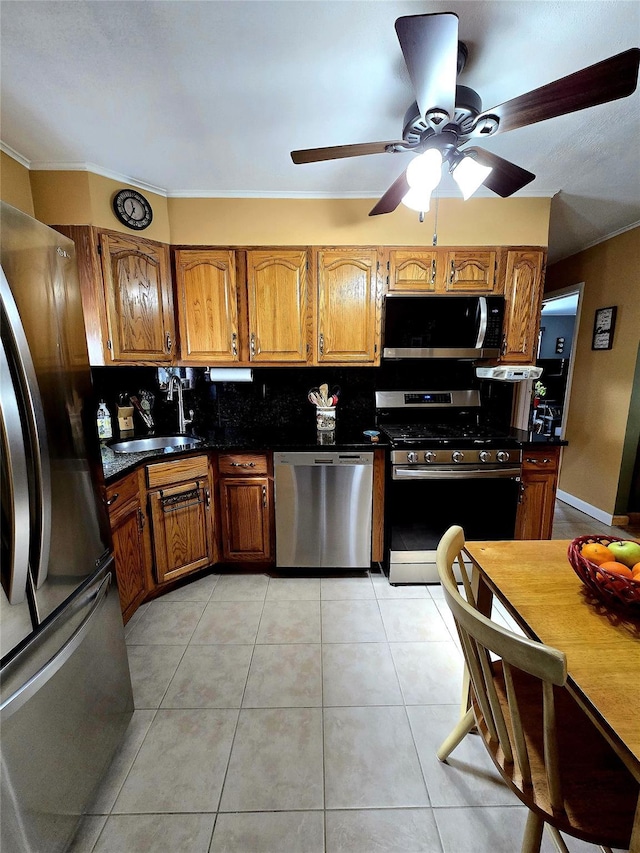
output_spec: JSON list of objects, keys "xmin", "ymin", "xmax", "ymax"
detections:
[{"xmin": 290, "ymin": 13, "xmax": 640, "ymax": 217}]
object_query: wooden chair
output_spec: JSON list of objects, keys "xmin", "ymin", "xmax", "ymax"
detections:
[{"xmin": 435, "ymin": 525, "xmax": 638, "ymax": 853}]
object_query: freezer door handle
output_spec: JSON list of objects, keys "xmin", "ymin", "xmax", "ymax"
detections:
[
  {"xmin": 0, "ymin": 573, "xmax": 111, "ymax": 722},
  {"xmin": 0, "ymin": 332, "xmax": 31, "ymax": 603},
  {"xmin": 0, "ymin": 267, "xmax": 52, "ymax": 590}
]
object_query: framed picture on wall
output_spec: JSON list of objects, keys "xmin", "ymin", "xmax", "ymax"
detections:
[{"xmin": 592, "ymin": 306, "xmax": 617, "ymax": 350}]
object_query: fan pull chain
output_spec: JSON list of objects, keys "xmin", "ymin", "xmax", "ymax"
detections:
[{"xmin": 432, "ymin": 193, "xmax": 440, "ymax": 246}]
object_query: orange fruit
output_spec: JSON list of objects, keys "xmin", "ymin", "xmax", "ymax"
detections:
[
  {"xmin": 597, "ymin": 561, "xmax": 633, "ymax": 578},
  {"xmin": 632, "ymin": 563, "xmax": 640, "ymax": 579},
  {"xmin": 580, "ymin": 542, "xmax": 615, "ymax": 565}
]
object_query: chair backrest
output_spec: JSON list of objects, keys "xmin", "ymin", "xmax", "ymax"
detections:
[{"xmin": 436, "ymin": 526, "xmax": 568, "ymax": 810}]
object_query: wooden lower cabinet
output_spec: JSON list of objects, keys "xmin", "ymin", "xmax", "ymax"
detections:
[
  {"xmin": 106, "ymin": 469, "xmax": 152, "ymax": 623},
  {"xmin": 515, "ymin": 447, "xmax": 561, "ymax": 540},
  {"xmin": 146, "ymin": 454, "xmax": 217, "ymax": 583},
  {"xmin": 218, "ymin": 453, "xmax": 273, "ymax": 561}
]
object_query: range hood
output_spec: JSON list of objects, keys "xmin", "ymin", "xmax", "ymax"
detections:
[{"xmin": 476, "ymin": 365, "xmax": 543, "ymax": 382}]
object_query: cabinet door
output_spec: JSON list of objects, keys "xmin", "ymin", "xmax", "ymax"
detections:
[
  {"xmin": 174, "ymin": 249, "xmax": 239, "ymax": 363},
  {"xmin": 316, "ymin": 249, "xmax": 380, "ymax": 363},
  {"xmin": 106, "ymin": 472, "xmax": 150, "ymax": 623},
  {"xmin": 100, "ymin": 232, "xmax": 175, "ymax": 362},
  {"xmin": 149, "ymin": 477, "xmax": 215, "ymax": 583},
  {"xmin": 443, "ymin": 250, "xmax": 498, "ymax": 292},
  {"xmin": 387, "ymin": 250, "xmax": 438, "ymax": 292},
  {"xmin": 502, "ymin": 250, "xmax": 545, "ymax": 363},
  {"xmin": 246, "ymin": 250, "xmax": 310, "ymax": 363},
  {"xmin": 219, "ymin": 477, "xmax": 272, "ymax": 561},
  {"xmin": 515, "ymin": 449, "xmax": 559, "ymax": 540}
]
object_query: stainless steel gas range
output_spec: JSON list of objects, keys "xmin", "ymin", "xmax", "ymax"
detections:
[{"xmin": 375, "ymin": 390, "xmax": 522, "ymax": 584}]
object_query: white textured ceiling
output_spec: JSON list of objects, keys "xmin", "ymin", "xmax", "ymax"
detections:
[{"xmin": 1, "ymin": 0, "xmax": 639, "ymax": 263}]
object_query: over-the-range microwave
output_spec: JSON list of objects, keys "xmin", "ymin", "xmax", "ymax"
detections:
[{"xmin": 383, "ymin": 294, "xmax": 504, "ymax": 359}]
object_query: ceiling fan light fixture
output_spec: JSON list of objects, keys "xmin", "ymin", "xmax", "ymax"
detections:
[
  {"xmin": 406, "ymin": 148, "xmax": 443, "ymax": 190},
  {"xmin": 403, "ymin": 148, "xmax": 442, "ymax": 212},
  {"xmin": 451, "ymin": 154, "xmax": 493, "ymax": 200},
  {"xmin": 401, "ymin": 186, "xmax": 433, "ymax": 213}
]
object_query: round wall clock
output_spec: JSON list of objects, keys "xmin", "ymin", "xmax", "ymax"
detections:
[{"xmin": 112, "ymin": 189, "xmax": 153, "ymax": 230}]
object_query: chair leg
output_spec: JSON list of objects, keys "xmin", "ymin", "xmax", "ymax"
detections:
[
  {"xmin": 436, "ymin": 707, "xmax": 475, "ymax": 762},
  {"xmin": 521, "ymin": 810, "xmax": 544, "ymax": 853},
  {"xmin": 545, "ymin": 825, "xmax": 570, "ymax": 853}
]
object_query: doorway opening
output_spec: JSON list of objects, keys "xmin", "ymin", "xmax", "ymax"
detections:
[{"xmin": 534, "ymin": 284, "xmax": 583, "ymax": 440}]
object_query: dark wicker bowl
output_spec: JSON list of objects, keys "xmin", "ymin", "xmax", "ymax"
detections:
[{"xmin": 568, "ymin": 535, "xmax": 640, "ymax": 611}]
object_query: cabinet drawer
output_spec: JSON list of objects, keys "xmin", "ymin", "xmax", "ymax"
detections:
[
  {"xmin": 522, "ymin": 450, "xmax": 559, "ymax": 472},
  {"xmin": 105, "ymin": 473, "xmax": 139, "ymax": 527},
  {"xmin": 146, "ymin": 454, "xmax": 210, "ymax": 489},
  {"xmin": 218, "ymin": 453, "xmax": 269, "ymax": 476}
]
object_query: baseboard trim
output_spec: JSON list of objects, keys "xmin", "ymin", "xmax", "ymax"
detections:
[{"xmin": 556, "ymin": 490, "xmax": 615, "ymax": 526}]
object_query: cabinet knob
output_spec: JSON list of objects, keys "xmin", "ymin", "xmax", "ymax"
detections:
[
  {"xmin": 231, "ymin": 332, "xmax": 238, "ymax": 357},
  {"xmin": 250, "ymin": 333, "xmax": 256, "ymax": 357},
  {"xmin": 165, "ymin": 332, "xmax": 173, "ymax": 353},
  {"xmin": 449, "ymin": 259, "xmax": 455, "ymax": 284},
  {"xmin": 431, "ymin": 258, "xmax": 436, "ymax": 285},
  {"xmin": 137, "ymin": 508, "xmax": 145, "ymax": 531},
  {"xmin": 319, "ymin": 332, "xmax": 325, "ymax": 355},
  {"xmin": 231, "ymin": 461, "xmax": 255, "ymax": 468},
  {"xmin": 262, "ymin": 485, "xmax": 267, "ymax": 507},
  {"xmin": 205, "ymin": 488, "xmax": 211, "ymax": 509},
  {"xmin": 105, "ymin": 492, "xmax": 119, "ymax": 506}
]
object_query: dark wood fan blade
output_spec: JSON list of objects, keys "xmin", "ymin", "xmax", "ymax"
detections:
[
  {"xmin": 395, "ymin": 13, "xmax": 459, "ymax": 122},
  {"xmin": 291, "ymin": 141, "xmax": 403, "ymax": 164},
  {"xmin": 476, "ymin": 48, "xmax": 640, "ymax": 136},
  {"xmin": 369, "ymin": 170, "xmax": 410, "ymax": 216},
  {"xmin": 464, "ymin": 148, "xmax": 535, "ymax": 197}
]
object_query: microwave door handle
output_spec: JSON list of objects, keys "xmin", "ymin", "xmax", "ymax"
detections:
[
  {"xmin": 0, "ymin": 269, "xmax": 51, "ymax": 593},
  {"xmin": 475, "ymin": 296, "xmax": 488, "ymax": 349},
  {"xmin": 0, "ymin": 333, "xmax": 31, "ymax": 604}
]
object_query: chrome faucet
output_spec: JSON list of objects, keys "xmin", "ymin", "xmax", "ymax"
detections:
[{"xmin": 166, "ymin": 375, "xmax": 193, "ymax": 434}]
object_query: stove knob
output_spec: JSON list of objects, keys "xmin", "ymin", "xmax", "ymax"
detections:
[
  {"xmin": 452, "ymin": 451, "xmax": 464, "ymax": 463},
  {"xmin": 497, "ymin": 451, "xmax": 510, "ymax": 463},
  {"xmin": 479, "ymin": 451, "xmax": 492, "ymax": 463},
  {"xmin": 407, "ymin": 452, "xmax": 418, "ymax": 464},
  {"xmin": 424, "ymin": 451, "xmax": 437, "ymax": 463}
]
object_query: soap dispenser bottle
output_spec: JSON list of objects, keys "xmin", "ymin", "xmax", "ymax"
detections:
[{"xmin": 96, "ymin": 400, "xmax": 113, "ymax": 440}]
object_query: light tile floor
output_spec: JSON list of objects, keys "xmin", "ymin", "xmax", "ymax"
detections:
[{"xmin": 71, "ymin": 500, "xmax": 632, "ymax": 853}]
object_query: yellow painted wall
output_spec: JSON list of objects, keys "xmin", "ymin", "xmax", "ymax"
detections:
[
  {"xmin": 28, "ymin": 170, "xmax": 171, "ymax": 242},
  {"xmin": 167, "ymin": 196, "xmax": 551, "ymax": 247},
  {"xmin": 0, "ymin": 151, "xmax": 35, "ymax": 216},
  {"xmin": 545, "ymin": 226, "xmax": 640, "ymax": 515}
]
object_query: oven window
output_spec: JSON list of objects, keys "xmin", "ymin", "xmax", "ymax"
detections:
[{"xmin": 387, "ymin": 476, "xmax": 520, "ymax": 552}]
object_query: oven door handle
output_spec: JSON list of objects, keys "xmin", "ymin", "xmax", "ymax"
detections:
[{"xmin": 392, "ymin": 466, "xmax": 521, "ymax": 480}]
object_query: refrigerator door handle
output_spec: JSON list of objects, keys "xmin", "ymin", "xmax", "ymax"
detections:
[
  {"xmin": 0, "ymin": 334, "xmax": 31, "ymax": 604},
  {"xmin": 0, "ymin": 573, "xmax": 111, "ymax": 722},
  {"xmin": 0, "ymin": 267, "xmax": 52, "ymax": 590}
]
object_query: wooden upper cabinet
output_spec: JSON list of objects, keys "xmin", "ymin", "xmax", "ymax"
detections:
[
  {"xmin": 443, "ymin": 250, "xmax": 498, "ymax": 292},
  {"xmin": 174, "ymin": 249, "xmax": 239, "ymax": 363},
  {"xmin": 387, "ymin": 250, "xmax": 438, "ymax": 292},
  {"xmin": 100, "ymin": 232, "xmax": 175, "ymax": 362},
  {"xmin": 315, "ymin": 248, "xmax": 380, "ymax": 364},
  {"xmin": 246, "ymin": 250, "xmax": 310, "ymax": 363},
  {"xmin": 501, "ymin": 249, "xmax": 545, "ymax": 363}
]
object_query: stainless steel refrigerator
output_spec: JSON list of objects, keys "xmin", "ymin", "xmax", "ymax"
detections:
[{"xmin": 1, "ymin": 202, "xmax": 133, "ymax": 852}]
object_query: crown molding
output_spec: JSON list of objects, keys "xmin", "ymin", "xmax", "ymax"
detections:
[{"xmin": 0, "ymin": 141, "xmax": 30, "ymax": 168}]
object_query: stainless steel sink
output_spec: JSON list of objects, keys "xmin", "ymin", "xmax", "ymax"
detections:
[{"xmin": 109, "ymin": 435, "xmax": 204, "ymax": 454}]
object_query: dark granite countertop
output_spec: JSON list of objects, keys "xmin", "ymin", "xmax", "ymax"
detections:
[
  {"xmin": 510, "ymin": 428, "xmax": 568, "ymax": 447},
  {"xmin": 101, "ymin": 420, "xmax": 387, "ymax": 482},
  {"xmin": 101, "ymin": 420, "xmax": 567, "ymax": 483}
]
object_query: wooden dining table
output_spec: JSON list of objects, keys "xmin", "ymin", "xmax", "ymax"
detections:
[{"xmin": 464, "ymin": 539, "xmax": 640, "ymax": 852}]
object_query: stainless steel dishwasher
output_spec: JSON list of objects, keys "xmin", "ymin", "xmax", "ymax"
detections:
[{"xmin": 274, "ymin": 451, "xmax": 373, "ymax": 568}]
